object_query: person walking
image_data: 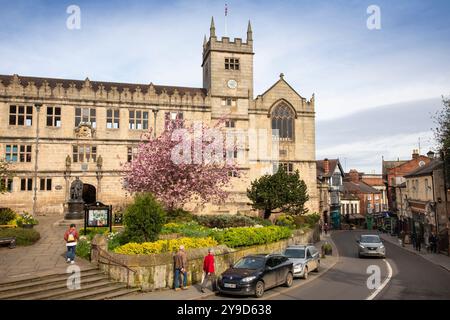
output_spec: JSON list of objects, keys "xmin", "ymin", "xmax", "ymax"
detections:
[
  {"xmin": 201, "ymin": 248, "xmax": 216, "ymax": 293},
  {"xmin": 174, "ymin": 245, "xmax": 188, "ymax": 291},
  {"xmin": 430, "ymin": 232, "xmax": 437, "ymax": 253},
  {"xmin": 324, "ymin": 223, "xmax": 328, "ymax": 235},
  {"xmin": 411, "ymin": 232, "xmax": 417, "ymax": 250},
  {"xmin": 416, "ymin": 233, "xmax": 423, "ymax": 252},
  {"xmin": 64, "ymin": 224, "xmax": 79, "ymax": 264}
]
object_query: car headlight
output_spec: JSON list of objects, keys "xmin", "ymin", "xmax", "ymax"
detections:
[
  {"xmin": 294, "ymin": 263, "xmax": 304, "ymax": 269},
  {"xmin": 379, "ymin": 245, "xmax": 385, "ymax": 249},
  {"xmin": 241, "ymin": 276, "xmax": 257, "ymax": 283},
  {"xmin": 359, "ymin": 244, "xmax": 365, "ymax": 249}
]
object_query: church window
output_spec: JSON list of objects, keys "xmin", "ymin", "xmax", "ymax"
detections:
[
  {"xmin": 40, "ymin": 178, "xmax": 52, "ymax": 191},
  {"xmin": 0, "ymin": 178, "xmax": 13, "ymax": 192},
  {"xmin": 9, "ymin": 105, "xmax": 33, "ymax": 126},
  {"xmin": 5, "ymin": 144, "xmax": 31, "ymax": 162},
  {"xmin": 75, "ymin": 107, "xmax": 96, "ymax": 128},
  {"xmin": 46, "ymin": 106, "xmax": 61, "ymax": 127},
  {"xmin": 20, "ymin": 178, "xmax": 33, "ymax": 191},
  {"xmin": 271, "ymin": 103, "xmax": 295, "ymax": 141},
  {"xmin": 73, "ymin": 145, "xmax": 97, "ymax": 163},
  {"xmin": 107, "ymin": 109, "xmax": 120, "ymax": 129},
  {"xmin": 225, "ymin": 58, "xmax": 239, "ymax": 70},
  {"xmin": 129, "ymin": 110, "xmax": 149, "ymax": 130}
]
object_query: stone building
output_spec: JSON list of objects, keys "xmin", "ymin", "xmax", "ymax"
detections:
[
  {"xmin": 343, "ymin": 170, "xmax": 381, "ymax": 216},
  {"xmin": 316, "ymin": 158, "xmax": 344, "ymax": 228},
  {"xmin": 0, "ymin": 19, "xmax": 318, "ymax": 216}
]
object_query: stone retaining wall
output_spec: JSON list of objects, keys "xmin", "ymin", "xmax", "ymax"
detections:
[{"xmin": 91, "ymin": 226, "xmax": 319, "ymax": 291}]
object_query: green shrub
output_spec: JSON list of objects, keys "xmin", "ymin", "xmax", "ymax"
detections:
[
  {"xmin": 122, "ymin": 193, "xmax": 166, "ymax": 243},
  {"xmin": 293, "ymin": 213, "xmax": 320, "ymax": 229},
  {"xmin": 0, "ymin": 228, "xmax": 40, "ymax": 246},
  {"xmin": 275, "ymin": 214, "xmax": 296, "ymax": 229},
  {"xmin": 195, "ymin": 214, "xmax": 256, "ymax": 228},
  {"xmin": 251, "ymin": 216, "xmax": 273, "ymax": 226},
  {"xmin": 212, "ymin": 226, "xmax": 292, "ymax": 248},
  {"xmin": 79, "ymin": 227, "xmax": 110, "ymax": 238},
  {"xmin": 166, "ymin": 208, "xmax": 195, "ymax": 223},
  {"xmin": 76, "ymin": 239, "xmax": 91, "ymax": 260},
  {"xmin": 160, "ymin": 222, "xmax": 212, "ymax": 238},
  {"xmin": 0, "ymin": 208, "xmax": 16, "ymax": 225}
]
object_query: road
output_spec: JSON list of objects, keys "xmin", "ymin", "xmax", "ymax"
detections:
[{"xmin": 204, "ymin": 230, "xmax": 450, "ymax": 300}]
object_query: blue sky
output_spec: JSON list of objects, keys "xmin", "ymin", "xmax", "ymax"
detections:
[{"xmin": 1, "ymin": 0, "xmax": 449, "ymax": 172}]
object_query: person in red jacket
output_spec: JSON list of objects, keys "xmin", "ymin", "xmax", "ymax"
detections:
[
  {"xmin": 64, "ymin": 224, "xmax": 79, "ymax": 264},
  {"xmin": 201, "ymin": 248, "xmax": 215, "ymax": 293}
]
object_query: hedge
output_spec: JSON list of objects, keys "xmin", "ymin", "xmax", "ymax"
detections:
[
  {"xmin": 0, "ymin": 228, "xmax": 40, "ymax": 246},
  {"xmin": 212, "ymin": 226, "xmax": 292, "ymax": 248},
  {"xmin": 114, "ymin": 237, "xmax": 218, "ymax": 255},
  {"xmin": 195, "ymin": 214, "xmax": 256, "ymax": 229}
]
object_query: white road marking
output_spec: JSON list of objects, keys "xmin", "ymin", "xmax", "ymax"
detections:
[{"xmin": 366, "ymin": 259, "xmax": 393, "ymax": 300}]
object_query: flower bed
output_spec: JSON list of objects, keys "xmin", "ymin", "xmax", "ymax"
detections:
[
  {"xmin": 113, "ymin": 237, "xmax": 218, "ymax": 255},
  {"xmin": 0, "ymin": 228, "xmax": 40, "ymax": 246}
]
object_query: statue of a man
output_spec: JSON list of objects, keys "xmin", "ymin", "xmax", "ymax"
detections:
[{"xmin": 70, "ymin": 178, "xmax": 83, "ymax": 201}]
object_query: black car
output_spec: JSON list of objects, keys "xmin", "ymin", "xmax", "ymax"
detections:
[{"xmin": 217, "ymin": 254, "xmax": 294, "ymax": 298}]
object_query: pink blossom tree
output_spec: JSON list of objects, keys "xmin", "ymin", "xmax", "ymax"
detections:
[{"xmin": 123, "ymin": 119, "xmax": 242, "ymax": 211}]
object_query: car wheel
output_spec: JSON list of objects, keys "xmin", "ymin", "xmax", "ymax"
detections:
[
  {"xmin": 255, "ymin": 281, "xmax": 265, "ymax": 298},
  {"xmin": 284, "ymin": 272, "xmax": 293, "ymax": 287},
  {"xmin": 302, "ymin": 267, "xmax": 308, "ymax": 279}
]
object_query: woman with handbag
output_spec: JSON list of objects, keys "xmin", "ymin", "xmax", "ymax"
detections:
[{"xmin": 201, "ymin": 248, "xmax": 215, "ymax": 293}]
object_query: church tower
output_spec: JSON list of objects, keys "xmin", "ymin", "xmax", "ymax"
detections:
[{"xmin": 202, "ymin": 18, "xmax": 254, "ymax": 114}]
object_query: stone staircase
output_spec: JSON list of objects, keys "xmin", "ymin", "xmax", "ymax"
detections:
[{"xmin": 0, "ymin": 267, "xmax": 140, "ymax": 300}]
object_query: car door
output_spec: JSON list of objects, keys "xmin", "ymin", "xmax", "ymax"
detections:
[
  {"xmin": 275, "ymin": 256, "xmax": 290, "ymax": 285},
  {"xmin": 262, "ymin": 257, "xmax": 278, "ymax": 289},
  {"xmin": 310, "ymin": 247, "xmax": 319, "ymax": 267},
  {"xmin": 306, "ymin": 248, "xmax": 315, "ymax": 271}
]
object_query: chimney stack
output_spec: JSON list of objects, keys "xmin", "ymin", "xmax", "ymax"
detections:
[
  {"xmin": 349, "ymin": 169, "xmax": 359, "ymax": 183},
  {"xmin": 427, "ymin": 150, "xmax": 435, "ymax": 159},
  {"xmin": 323, "ymin": 158, "xmax": 330, "ymax": 175},
  {"xmin": 412, "ymin": 149, "xmax": 419, "ymax": 159}
]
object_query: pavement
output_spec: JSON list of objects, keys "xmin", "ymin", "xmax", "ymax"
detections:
[
  {"xmin": 115, "ymin": 233, "xmax": 339, "ymax": 300},
  {"xmin": 379, "ymin": 233, "xmax": 450, "ymax": 272},
  {"xmin": 0, "ymin": 215, "xmax": 93, "ymax": 283}
]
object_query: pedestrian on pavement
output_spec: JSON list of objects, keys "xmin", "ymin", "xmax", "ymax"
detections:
[
  {"xmin": 64, "ymin": 223, "xmax": 79, "ymax": 264},
  {"xmin": 430, "ymin": 232, "xmax": 437, "ymax": 253},
  {"xmin": 411, "ymin": 232, "xmax": 417, "ymax": 250},
  {"xmin": 416, "ymin": 233, "xmax": 423, "ymax": 252},
  {"xmin": 174, "ymin": 245, "xmax": 188, "ymax": 291},
  {"xmin": 201, "ymin": 248, "xmax": 216, "ymax": 293},
  {"xmin": 400, "ymin": 230, "xmax": 406, "ymax": 247},
  {"xmin": 324, "ymin": 223, "xmax": 328, "ymax": 235}
]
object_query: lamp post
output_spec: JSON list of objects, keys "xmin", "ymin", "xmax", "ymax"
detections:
[
  {"xmin": 32, "ymin": 103, "xmax": 42, "ymax": 216},
  {"xmin": 152, "ymin": 107, "xmax": 159, "ymax": 138}
]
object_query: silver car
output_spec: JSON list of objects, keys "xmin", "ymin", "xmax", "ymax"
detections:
[
  {"xmin": 283, "ymin": 245, "xmax": 320, "ymax": 279},
  {"xmin": 357, "ymin": 234, "xmax": 386, "ymax": 258}
]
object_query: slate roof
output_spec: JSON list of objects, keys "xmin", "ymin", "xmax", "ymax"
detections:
[
  {"xmin": 316, "ymin": 159, "xmax": 341, "ymax": 178},
  {"xmin": 404, "ymin": 160, "xmax": 443, "ymax": 178},
  {"xmin": 0, "ymin": 74, "xmax": 207, "ymax": 97}
]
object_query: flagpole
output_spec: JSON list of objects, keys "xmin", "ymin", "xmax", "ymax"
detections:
[{"xmin": 225, "ymin": 3, "xmax": 228, "ymax": 36}]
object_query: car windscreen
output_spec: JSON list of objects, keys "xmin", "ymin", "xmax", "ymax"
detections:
[
  {"xmin": 284, "ymin": 248, "xmax": 305, "ymax": 259},
  {"xmin": 233, "ymin": 257, "xmax": 265, "ymax": 269},
  {"xmin": 360, "ymin": 235, "xmax": 381, "ymax": 243}
]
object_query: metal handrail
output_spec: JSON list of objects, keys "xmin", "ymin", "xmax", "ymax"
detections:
[{"xmin": 92, "ymin": 244, "xmax": 137, "ymax": 288}]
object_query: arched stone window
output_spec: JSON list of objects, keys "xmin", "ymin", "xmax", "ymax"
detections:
[{"xmin": 271, "ymin": 103, "xmax": 295, "ymax": 140}]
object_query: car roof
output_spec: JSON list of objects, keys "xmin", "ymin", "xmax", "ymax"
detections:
[{"xmin": 286, "ymin": 244, "xmax": 314, "ymax": 249}]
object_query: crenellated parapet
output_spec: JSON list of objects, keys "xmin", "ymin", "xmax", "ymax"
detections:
[{"xmin": 0, "ymin": 74, "xmax": 209, "ymax": 107}]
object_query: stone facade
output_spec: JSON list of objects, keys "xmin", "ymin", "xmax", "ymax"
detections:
[{"xmin": 0, "ymin": 20, "xmax": 318, "ymax": 216}]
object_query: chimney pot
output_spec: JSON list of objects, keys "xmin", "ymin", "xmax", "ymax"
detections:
[{"xmin": 323, "ymin": 158, "xmax": 330, "ymax": 174}]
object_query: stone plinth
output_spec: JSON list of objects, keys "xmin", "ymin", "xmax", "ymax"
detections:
[{"xmin": 64, "ymin": 200, "xmax": 84, "ymax": 220}]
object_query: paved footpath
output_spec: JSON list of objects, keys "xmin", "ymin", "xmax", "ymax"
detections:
[
  {"xmin": 0, "ymin": 215, "xmax": 92, "ymax": 283},
  {"xmin": 115, "ymin": 234, "xmax": 338, "ymax": 300},
  {"xmin": 380, "ymin": 233, "xmax": 450, "ymax": 272}
]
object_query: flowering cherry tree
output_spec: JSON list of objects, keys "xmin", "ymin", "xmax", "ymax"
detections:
[{"xmin": 123, "ymin": 120, "xmax": 241, "ymax": 211}]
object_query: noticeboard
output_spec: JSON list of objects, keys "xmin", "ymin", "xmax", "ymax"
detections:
[{"xmin": 84, "ymin": 201, "xmax": 112, "ymax": 233}]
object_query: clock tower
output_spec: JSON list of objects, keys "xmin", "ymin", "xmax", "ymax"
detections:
[{"xmin": 202, "ymin": 17, "xmax": 254, "ymax": 114}]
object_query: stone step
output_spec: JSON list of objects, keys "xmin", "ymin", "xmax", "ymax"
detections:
[
  {"xmin": 0, "ymin": 273, "xmax": 107, "ymax": 298},
  {"xmin": 50, "ymin": 283, "xmax": 130, "ymax": 300},
  {"xmin": 20, "ymin": 280, "xmax": 121, "ymax": 300},
  {"xmin": 0, "ymin": 267, "xmax": 100, "ymax": 288},
  {"xmin": 91, "ymin": 288, "xmax": 141, "ymax": 300},
  {"xmin": 62, "ymin": 285, "xmax": 140, "ymax": 300}
]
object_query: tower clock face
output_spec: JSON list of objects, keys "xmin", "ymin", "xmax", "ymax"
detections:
[{"xmin": 227, "ymin": 79, "xmax": 238, "ymax": 89}]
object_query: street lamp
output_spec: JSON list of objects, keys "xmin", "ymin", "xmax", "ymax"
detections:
[
  {"xmin": 32, "ymin": 103, "xmax": 42, "ymax": 216},
  {"xmin": 152, "ymin": 107, "xmax": 159, "ymax": 138}
]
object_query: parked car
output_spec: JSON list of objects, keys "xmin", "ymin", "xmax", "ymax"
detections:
[
  {"xmin": 217, "ymin": 254, "xmax": 294, "ymax": 298},
  {"xmin": 357, "ymin": 234, "xmax": 386, "ymax": 258},
  {"xmin": 283, "ymin": 245, "xmax": 320, "ymax": 279}
]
